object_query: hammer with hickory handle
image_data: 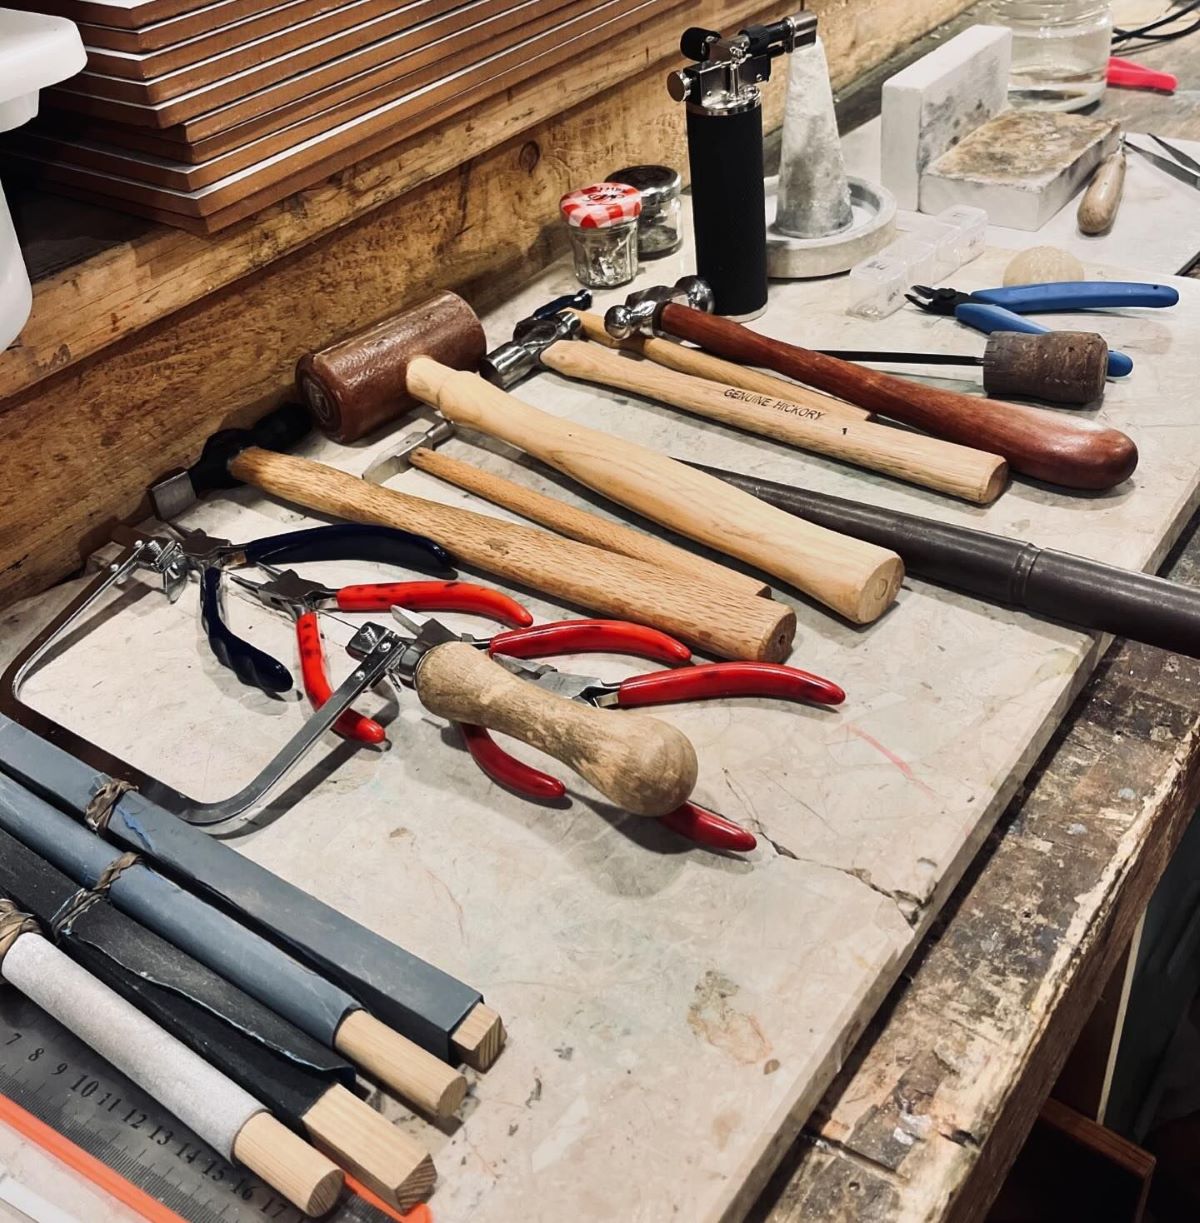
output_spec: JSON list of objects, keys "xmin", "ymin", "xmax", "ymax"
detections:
[
  {"xmin": 604, "ymin": 279, "xmax": 1138, "ymax": 491},
  {"xmin": 296, "ymin": 291, "xmax": 904, "ymax": 625}
]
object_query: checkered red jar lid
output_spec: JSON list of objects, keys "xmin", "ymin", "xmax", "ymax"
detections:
[{"xmin": 560, "ymin": 182, "xmax": 643, "ymax": 228}]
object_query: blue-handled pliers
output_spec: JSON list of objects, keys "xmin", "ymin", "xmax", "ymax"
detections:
[{"xmin": 906, "ymin": 281, "xmax": 1179, "ymax": 378}]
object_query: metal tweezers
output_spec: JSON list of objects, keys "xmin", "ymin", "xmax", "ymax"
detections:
[{"xmin": 1127, "ymin": 133, "xmax": 1200, "ymax": 191}]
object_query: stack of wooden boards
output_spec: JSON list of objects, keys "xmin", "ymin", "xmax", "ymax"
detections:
[{"xmin": 1, "ymin": 0, "xmax": 683, "ymax": 232}]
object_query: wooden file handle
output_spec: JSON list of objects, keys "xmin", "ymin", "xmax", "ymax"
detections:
[
  {"xmin": 540, "ymin": 340, "xmax": 1009, "ymax": 505},
  {"xmin": 415, "ymin": 641, "xmax": 698, "ymax": 816},
  {"xmin": 658, "ymin": 303, "xmax": 1139, "ymax": 491},
  {"xmin": 571, "ymin": 309, "xmax": 870, "ymax": 421},
  {"xmin": 227, "ymin": 449, "xmax": 795, "ymax": 661},
  {"xmin": 408, "ymin": 448, "xmax": 770, "ymax": 598},
  {"xmin": 232, "ymin": 1112, "xmax": 343, "ymax": 1217},
  {"xmin": 404, "ymin": 358, "xmax": 903, "ymax": 624}
]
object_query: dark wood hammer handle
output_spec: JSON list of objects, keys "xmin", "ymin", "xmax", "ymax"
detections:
[{"xmin": 659, "ymin": 303, "xmax": 1138, "ymax": 491}]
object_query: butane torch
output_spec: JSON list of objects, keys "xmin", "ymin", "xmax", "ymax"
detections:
[{"xmin": 667, "ymin": 13, "xmax": 817, "ymax": 319}]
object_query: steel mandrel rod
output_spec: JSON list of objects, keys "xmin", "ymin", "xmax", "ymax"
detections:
[{"xmin": 689, "ymin": 461, "xmax": 1200, "ymax": 657}]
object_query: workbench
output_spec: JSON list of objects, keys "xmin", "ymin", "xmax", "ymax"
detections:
[
  {"xmin": 754, "ymin": 7, "xmax": 1200, "ymax": 1221},
  {"xmin": 2, "ymin": 3, "xmax": 1200, "ymax": 1222}
]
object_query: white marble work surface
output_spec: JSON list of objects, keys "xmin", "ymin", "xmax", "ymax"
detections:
[{"xmin": 3, "ymin": 241, "xmax": 1200, "ymax": 1223}]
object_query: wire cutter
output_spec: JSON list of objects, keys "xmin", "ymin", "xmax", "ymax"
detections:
[
  {"xmin": 906, "ymin": 280, "xmax": 1179, "ymax": 378},
  {"xmin": 230, "ymin": 568, "xmax": 532, "ymax": 744},
  {"xmin": 391, "ymin": 610, "xmax": 845, "ymax": 854}
]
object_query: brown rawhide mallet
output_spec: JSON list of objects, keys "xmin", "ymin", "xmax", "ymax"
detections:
[
  {"xmin": 479, "ymin": 305, "xmax": 1009, "ymax": 505},
  {"xmin": 604, "ymin": 279, "xmax": 1138, "ymax": 491},
  {"xmin": 296, "ymin": 292, "xmax": 904, "ymax": 625}
]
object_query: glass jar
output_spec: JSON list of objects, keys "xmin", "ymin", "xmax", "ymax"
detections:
[
  {"xmin": 559, "ymin": 182, "xmax": 642, "ymax": 289},
  {"xmin": 606, "ymin": 164, "xmax": 684, "ymax": 258},
  {"xmin": 988, "ymin": 1, "xmax": 1112, "ymax": 111}
]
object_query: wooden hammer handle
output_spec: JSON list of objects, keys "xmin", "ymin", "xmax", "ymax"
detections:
[
  {"xmin": 408, "ymin": 448, "xmax": 770, "ymax": 598},
  {"xmin": 659, "ymin": 303, "xmax": 1139, "ymax": 491},
  {"xmin": 404, "ymin": 358, "xmax": 903, "ymax": 624},
  {"xmin": 570, "ymin": 309, "xmax": 870, "ymax": 421},
  {"xmin": 415, "ymin": 642, "xmax": 698, "ymax": 816},
  {"xmin": 227, "ymin": 449, "xmax": 796, "ymax": 661},
  {"xmin": 540, "ymin": 341, "xmax": 1009, "ymax": 505}
]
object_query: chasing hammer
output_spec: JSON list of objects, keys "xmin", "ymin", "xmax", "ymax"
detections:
[
  {"xmin": 481, "ymin": 305, "xmax": 1009, "ymax": 505},
  {"xmin": 693, "ymin": 461, "xmax": 1200, "ymax": 657},
  {"xmin": 295, "ymin": 292, "xmax": 905, "ymax": 625},
  {"xmin": 606, "ymin": 280, "xmax": 1139, "ymax": 490}
]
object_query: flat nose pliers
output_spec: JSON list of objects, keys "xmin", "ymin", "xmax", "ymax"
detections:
[
  {"xmin": 420, "ymin": 614, "xmax": 845, "ymax": 854},
  {"xmin": 230, "ymin": 568, "xmax": 531, "ymax": 744},
  {"xmin": 906, "ymin": 280, "xmax": 1179, "ymax": 378}
]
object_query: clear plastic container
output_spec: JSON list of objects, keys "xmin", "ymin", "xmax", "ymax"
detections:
[
  {"xmin": 988, "ymin": 1, "xmax": 1112, "ymax": 111},
  {"xmin": 559, "ymin": 183, "xmax": 643, "ymax": 289},
  {"xmin": 846, "ymin": 252, "xmax": 910, "ymax": 319},
  {"xmin": 932, "ymin": 205, "xmax": 988, "ymax": 267}
]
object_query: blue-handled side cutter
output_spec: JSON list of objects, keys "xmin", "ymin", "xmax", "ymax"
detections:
[{"xmin": 906, "ymin": 280, "xmax": 1180, "ymax": 378}]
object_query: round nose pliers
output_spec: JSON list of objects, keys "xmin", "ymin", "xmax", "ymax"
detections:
[{"xmin": 457, "ymin": 618, "xmax": 845, "ymax": 853}]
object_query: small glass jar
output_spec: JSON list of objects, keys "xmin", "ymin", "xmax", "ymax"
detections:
[
  {"xmin": 559, "ymin": 182, "xmax": 642, "ymax": 289},
  {"xmin": 606, "ymin": 164, "xmax": 684, "ymax": 258},
  {"xmin": 988, "ymin": 1, "xmax": 1112, "ymax": 111}
]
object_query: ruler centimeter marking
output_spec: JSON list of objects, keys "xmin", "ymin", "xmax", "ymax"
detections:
[{"xmin": 0, "ymin": 992, "xmax": 391, "ymax": 1223}]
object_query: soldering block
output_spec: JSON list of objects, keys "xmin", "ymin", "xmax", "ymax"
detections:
[
  {"xmin": 880, "ymin": 24, "xmax": 1012, "ymax": 210},
  {"xmin": 918, "ymin": 109, "xmax": 1120, "ymax": 230}
]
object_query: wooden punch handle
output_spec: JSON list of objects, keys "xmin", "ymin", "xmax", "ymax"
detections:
[
  {"xmin": 232, "ymin": 1112, "xmax": 344, "ymax": 1217},
  {"xmin": 658, "ymin": 303, "xmax": 1139, "ymax": 491},
  {"xmin": 571, "ymin": 309, "xmax": 869, "ymax": 421},
  {"xmin": 539, "ymin": 340, "xmax": 1009, "ymax": 505},
  {"xmin": 334, "ymin": 1009, "xmax": 467, "ymax": 1119},
  {"xmin": 404, "ymin": 359, "xmax": 904, "ymax": 624},
  {"xmin": 228, "ymin": 449, "xmax": 795, "ymax": 661},
  {"xmin": 302, "ymin": 1085, "xmax": 435, "ymax": 1210},
  {"xmin": 408, "ymin": 448, "xmax": 770, "ymax": 598},
  {"xmin": 414, "ymin": 641, "xmax": 698, "ymax": 816}
]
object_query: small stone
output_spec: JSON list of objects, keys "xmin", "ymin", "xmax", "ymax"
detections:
[{"xmin": 1003, "ymin": 246, "xmax": 1086, "ymax": 286}]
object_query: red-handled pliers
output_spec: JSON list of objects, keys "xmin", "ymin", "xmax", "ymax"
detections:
[
  {"xmin": 454, "ymin": 618, "xmax": 845, "ymax": 853},
  {"xmin": 230, "ymin": 568, "xmax": 531, "ymax": 744}
]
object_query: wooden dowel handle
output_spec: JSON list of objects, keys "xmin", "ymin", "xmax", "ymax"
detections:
[
  {"xmin": 232, "ymin": 1111, "xmax": 343, "ymax": 1217},
  {"xmin": 658, "ymin": 303, "xmax": 1139, "ymax": 491},
  {"xmin": 570, "ymin": 310, "xmax": 870, "ymax": 421},
  {"xmin": 404, "ymin": 359, "xmax": 903, "ymax": 624},
  {"xmin": 451, "ymin": 1003, "xmax": 505, "ymax": 1071},
  {"xmin": 302, "ymin": 1085, "xmax": 435, "ymax": 1211},
  {"xmin": 415, "ymin": 641, "xmax": 698, "ymax": 816},
  {"xmin": 227, "ymin": 449, "xmax": 796, "ymax": 662},
  {"xmin": 540, "ymin": 341, "xmax": 1008, "ymax": 505},
  {"xmin": 408, "ymin": 448, "xmax": 770, "ymax": 597},
  {"xmin": 334, "ymin": 1009, "xmax": 467, "ymax": 1120}
]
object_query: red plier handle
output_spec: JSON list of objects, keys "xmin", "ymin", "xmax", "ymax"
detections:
[
  {"xmin": 337, "ymin": 580, "xmax": 532, "ymax": 625},
  {"xmin": 1108, "ymin": 57, "xmax": 1177, "ymax": 93},
  {"xmin": 297, "ymin": 610, "xmax": 386, "ymax": 745},
  {"xmin": 489, "ymin": 619, "xmax": 691, "ymax": 663},
  {"xmin": 614, "ymin": 662, "xmax": 845, "ymax": 708},
  {"xmin": 459, "ymin": 725, "xmax": 756, "ymax": 851}
]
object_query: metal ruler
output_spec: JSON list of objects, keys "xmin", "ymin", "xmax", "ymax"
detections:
[{"xmin": 0, "ymin": 992, "xmax": 394, "ymax": 1223}]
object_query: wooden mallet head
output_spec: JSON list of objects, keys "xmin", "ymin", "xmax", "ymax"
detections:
[{"xmin": 296, "ymin": 291, "xmax": 487, "ymax": 443}]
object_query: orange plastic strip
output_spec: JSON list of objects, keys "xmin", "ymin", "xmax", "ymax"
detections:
[
  {"xmin": 344, "ymin": 1174, "xmax": 433, "ymax": 1223},
  {"xmin": 0, "ymin": 1093, "xmax": 186, "ymax": 1223}
]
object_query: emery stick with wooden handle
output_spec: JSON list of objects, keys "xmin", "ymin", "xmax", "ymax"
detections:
[
  {"xmin": 408, "ymin": 448, "xmax": 769, "ymax": 598},
  {"xmin": 539, "ymin": 335, "xmax": 1009, "ymax": 505},
  {"xmin": 402, "ymin": 360, "xmax": 904, "ymax": 624},
  {"xmin": 226, "ymin": 448, "xmax": 795, "ymax": 660},
  {"xmin": 414, "ymin": 641, "xmax": 697, "ymax": 816},
  {"xmin": 656, "ymin": 303, "xmax": 1139, "ymax": 490}
]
